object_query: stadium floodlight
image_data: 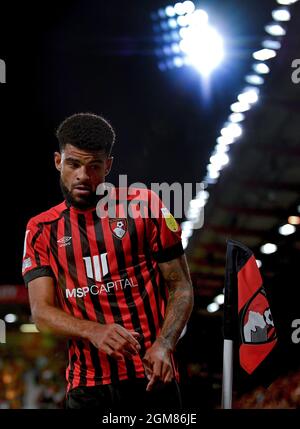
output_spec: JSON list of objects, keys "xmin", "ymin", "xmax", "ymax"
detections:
[
  {"xmin": 260, "ymin": 243, "xmax": 278, "ymax": 254},
  {"xmin": 210, "ymin": 152, "xmax": 230, "ymax": 169},
  {"xmin": 216, "ymin": 136, "xmax": 234, "ymax": 145},
  {"xmin": 177, "ymin": 15, "xmax": 189, "ymax": 27},
  {"xmin": 160, "ymin": 21, "xmax": 169, "ymax": 31},
  {"xmin": 187, "ymin": 203, "xmax": 202, "ymax": 218},
  {"xmin": 215, "ymin": 143, "xmax": 230, "ymax": 153},
  {"xmin": 197, "ymin": 190, "xmax": 210, "ymax": 200},
  {"xmin": 245, "ymin": 74, "xmax": 264, "ymax": 85},
  {"xmin": 171, "ymin": 43, "xmax": 181, "ymax": 53},
  {"xmin": 153, "ymin": 4, "xmax": 224, "ymax": 77},
  {"xmin": 253, "ymin": 48, "xmax": 276, "ymax": 61},
  {"xmin": 288, "ymin": 215, "xmax": 300, "ymax": 225},
  {"xmin": 158, "ymin": 8, "xmax": 166, "ymax": 18},
  {"xmin": 174, "ymin": 2, "xmax": 186, "ymax": 15},
  {"xmin": 189, "ymin": 198, "xmax": 205, "ymax": 209},
  {"xmin": 272, "ymin": 8, "xmax": 291, "ymax": 21},
  {"xmin": 173, "ymin": 56, "xmax": 184, "ymax": 67},
  {"xmin": 182, "ymin": 237, "xmax": 189, "ymax": 249},
  {"xmin": 181, "ymin": 230, "xmax": 193, "ymax": 241},
  {"xmin": 179, "ymin": 27, "xmax": 189, "ymax": 38},
  {"xmin": 277, "ymin": 0, "xmax": 298, "ymax": 5},
  {"xmin": 207, "ymin": 169, "xmax": 220, "ymax": 180},
  {"xmin": 229, "ymin": 112, "xmax": 245, "ymax": 123},
  {"xmin": 252, "ymin": 62, "xmax": 270, "ymax": 74},
  {"xmin": 179, "ymin": 13, "xmax": 224, "ymax": 76},
  {"xmin": 278, "ymin": 224, "xmax": 296, "ymax": 236},
  {"xmin": 214, "ymin": 294, "xmax": 224, "ymax": 305},
  {"xmin": 181, "ymin": 231, "xmax": 192, "ymax": 243},
  {"xmin": 207, "ymin": 302, "xmax": 219, "ymax": 313},
  {"xmin": 230, "ymin": 101, "xmax": 251, "ymax": 113},
  {"xmin": 207, "ymin": 163, "xmax": 221, "ymax": 173},
  {"xmin": 182, "ymin": 0, "xmax": 196, "ymax": 14},
  {"xmin": 188, "ymin": 9, "xmax": 208, "ymax": 25},
  {"xmin": 168, "ymin": 18, "xmax": 178, "ymax": 29},
  {"xmin": 4, "ymin": 314, "xmax": 18, "ymax": 323},
  {"xmin": 165, "ymin": 5, "xmax": 176, "ymax": 17},
  {"xmin": 181, "ymin": 220, "xmax": 194, "ymax": 233},
  {"xmin": 221, "ymin": 123, "xmax": 242, "ymax": 139},
  {"xmin": 238, "ymin": 88, "xmax": 259, "ymax": 104},
  {"xmin": 262, "ymin": 39, "xmax": 281, "ymax": 50},
  {"xmin": 163, "ymin": 46, "xmax": 172, "ymax": 55},
  {"xmin": 265, "ymin": 22, "xmax": 286, "ymax": 36}
]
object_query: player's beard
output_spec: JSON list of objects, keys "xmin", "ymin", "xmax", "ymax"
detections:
[{"xmin": 60, "ymin": 179, "xmax": 99, "ymax": 210}]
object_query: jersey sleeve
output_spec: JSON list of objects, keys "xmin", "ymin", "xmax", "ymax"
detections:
[
  {"xmin": 147, "ymin": 190, "xmax": 184, "ymax": 263},
  {"xmin": 22, "ymin": 218, "xmax": 54, "ymax": 286}
]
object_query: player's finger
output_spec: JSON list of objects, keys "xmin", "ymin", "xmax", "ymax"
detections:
[
  {"xmin": 129, "ymin": 331, "xmax": 141, "ymax": 338},
  {"xmin": 116, "ymin": 327, "xmax": 141, "ymax": 348},
  {"xmin": 161, "ymin": 360, "xmax": 173, "ymax": 381},
  {"xmin": 146, "ymin": 373, "xmax": 159, "ymax": 392},
  {"xmin": 108, "ymin": 336, "xmax": 139, "ymax": 356},
  {"xmin": 146, "ymin": 360, "xmax": 162, "ymax": 391},
  {"xmin": 142, "ymin": 358, "xmax": 153, "ymax": 380},
  {"xmin": 102, "ymin": 344, "xmax": 125, "ymax": 361},
  {"xmin": 163, "ymin": 366, "xmax": 174, "ymax": 384}
]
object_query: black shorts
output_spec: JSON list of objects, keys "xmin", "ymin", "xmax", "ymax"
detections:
[{"xmin": 66, "ymin": 378, "xmax": 182, "ymax": 411}]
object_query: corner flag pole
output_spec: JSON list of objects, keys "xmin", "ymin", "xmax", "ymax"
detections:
[
  {"xmin": 221, "ymin": 339, "xmax": 233, "ymax": 409},
  {"xmin": 221, "ymin": 240, "xmax": 237, "ymax": 409}
]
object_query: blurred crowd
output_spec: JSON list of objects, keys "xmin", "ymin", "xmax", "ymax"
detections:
[
  {"xmin": 234, "ymin": 368, "xmax": 300, "ymax": 409},
  {"xmin": 0, "ymin": 332, "xmax": 66, "ymax": 409},
  {"xmin": 1, "ymin": 331, "xmax": 300, "ymax": 409}
]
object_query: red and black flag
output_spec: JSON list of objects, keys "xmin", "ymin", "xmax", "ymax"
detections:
[{"xmin": 223, "ymin": 240, "xmax": 277, "ymax": 374}]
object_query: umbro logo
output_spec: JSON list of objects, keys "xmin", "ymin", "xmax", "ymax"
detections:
[{"xmin": 57, "ymin": 236, "xmax": 72, "ymax": 247}]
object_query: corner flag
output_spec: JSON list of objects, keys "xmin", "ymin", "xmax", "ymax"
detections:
[{"xmin": 224, "ymin": 239, "xmax": 277, "ymax": 374}]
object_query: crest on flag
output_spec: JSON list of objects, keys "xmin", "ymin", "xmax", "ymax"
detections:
[
  {"xmin": 223, "ymin": 240, "xmax": 278, "ymax": 375},
  {"xmin": 109, "ymin": 218, "xmax": 127, "ymax": 239},
  {"xmin": 240, "ymin": 288, "xmax": 277, "ymax": 345}
]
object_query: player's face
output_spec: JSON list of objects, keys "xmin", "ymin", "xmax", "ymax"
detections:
[{"xmin": 54, "ymin": 144, "xmax": 113, "ymax": 209}]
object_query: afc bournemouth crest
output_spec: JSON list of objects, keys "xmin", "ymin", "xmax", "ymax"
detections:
[
  {"xmin": 240, "ymin": 288, "xmax": 277, "ymax": 345},
  {"xmin": 109, "ymin": 218, "xmax": 128, "ymax": 239}
]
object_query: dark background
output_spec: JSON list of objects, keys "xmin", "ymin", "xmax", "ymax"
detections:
[
  {"xmin": 0, "ymin": 0, "xmax": 275, "ymax": 284},
  {"xmin": 1, "ymin": 0, "xmax": 300, "ymax": 410}
]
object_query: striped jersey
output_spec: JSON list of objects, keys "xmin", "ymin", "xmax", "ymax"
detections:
[{"xmin": 22, "ymin": 188, "xmax": 184, "ymax": 391}]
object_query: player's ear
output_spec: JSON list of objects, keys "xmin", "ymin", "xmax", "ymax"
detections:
[
  {"xmin": 105, "ymin": 156, "xmax": 113, "ymax": 176},
  {"xmin": 54, "ymin": 152, "xmax": 62, "ymax": 172}
]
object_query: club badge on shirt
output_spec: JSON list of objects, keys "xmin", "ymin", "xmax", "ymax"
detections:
[
  {"xmin": 109, "ymin": 218, "xmax": 128, "ymax": 239},
  {"xmin": 160, "ymin": 207, "xmax": 179, "ymax": 232}
]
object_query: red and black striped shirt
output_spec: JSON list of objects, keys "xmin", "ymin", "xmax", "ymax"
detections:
[{"xmin": 22, "ymin": 188, "xmax": 184, "ymax": 391}]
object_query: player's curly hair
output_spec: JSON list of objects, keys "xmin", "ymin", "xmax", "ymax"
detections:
[{"xmin": 56, "ymin": 112, "xmax": 115, "ymax": 156}]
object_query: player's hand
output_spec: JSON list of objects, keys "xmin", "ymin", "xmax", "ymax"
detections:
[
  {"xmin": 142, "ymin": 339, "xmax": 174, "ymax": 392},
  {"xmin": 88, "ymin": 323, "xmax": 141, "ymax": 360}
]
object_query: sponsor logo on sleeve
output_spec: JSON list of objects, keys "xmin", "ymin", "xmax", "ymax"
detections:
[{"xmin": 160, "ymin": 207, "xmax": 179, "ymax": 232}]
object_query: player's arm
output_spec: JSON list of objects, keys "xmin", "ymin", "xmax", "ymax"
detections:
[
  {"xmin": 157, "ymin": 253, "xmax": 194, "ymax": 350},
  {"xmin": 28, "ymin": 276, "xmax": 140, "ymax": 359},
  {"xmin": 142, "ymin": 254, "xmax": 193, "ymax": 390}
]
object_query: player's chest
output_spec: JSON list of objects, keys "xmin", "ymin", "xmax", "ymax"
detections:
[{"xmin": 51, "ymin": 215, "xmax": 147, "ymax": 272}]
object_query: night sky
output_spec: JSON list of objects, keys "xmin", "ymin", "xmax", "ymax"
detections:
[{"xmin": 0, "ymin": 0, "xmax": 276, "ymax": 284}]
